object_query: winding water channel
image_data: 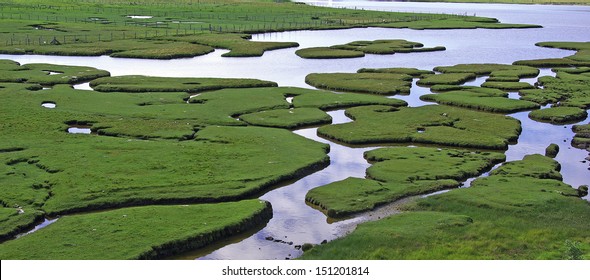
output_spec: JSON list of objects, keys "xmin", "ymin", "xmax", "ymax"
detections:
[{"xmin": 2, "ymin": 1, "xmax": 589, "ymax": 260}]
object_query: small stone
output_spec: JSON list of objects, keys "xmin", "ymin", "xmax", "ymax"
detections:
[{"xmin": 265, "ymin": 236, "xmax": 274, "ymax": 241}]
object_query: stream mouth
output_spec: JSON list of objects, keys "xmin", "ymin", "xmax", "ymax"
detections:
[{"xmin": 15, "ymin": 218, "xmax": 58, "ymax": 239}]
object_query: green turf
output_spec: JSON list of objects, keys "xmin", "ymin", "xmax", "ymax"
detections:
[
  {"xmin": 357, "ymin": 67, "xmax": 435, "ymax": 77},
  {"xmin": 0, "ymin": 207, "xmax": 44, "ymax": 242},
  {"xmin": 295, "ymin": 47, "xmax": 364, "ymax": 59},
  {"xmin": 572, "ymin": 123, "xmax": 590, "ymax": 149},
  {"xmin": 481, "ymin": 81, "xmax": 535, "ymax": 90},
  {"xmin": 317, "ymin": 105, "xmax": 522, "ymax": 149},
  {"xmin": 0, "ymin": 60, "xmax": 110, "ymax": 85},
  {"xmin": 90, "ymin": 75, "xmax": 278, "ymax": 93},
  {"xmin": 545, "ymin": 143, "xmax": 560, "ymax": 158},
  {"xmin": 416, "ymin": 73, "xmax": 477, "ymax": 86},
  {"xmin": 0, "ymin": 0, "xmax": 540, "ymax": 59},
  {"xmin": 301, "ymin": 154, "xmax": 590, "ymax": 260},
  {"xmin": 421, "ymin": 87, "xmax": 540, "ymax": 113},
  {"xmin": 433, "ymin": 63, "xmax": 539, "ymax": 78},
  {"xmin": 519, "ymin": 67, "xmax": 590, "ymax": 108},
  {"xmin": 305, "ymin": 72, "xmax": 413, "ymax": 95},
  {"xmin": 528, "ymin": 107, "xmax": 589, "ymax": 124},
  {"xmin": 0, "ymin": 200, "xmax": 272, "ymax": 259},
  {"xmin": 240, "ymin": 108, "xmax": 332, "ymax": 129},
  {"xmin": 514, "ymin": 42, "xmax": 590, "ymax": 67},
  {"xmin": 296, "ymin": 39, "xmax": 445, "ymax": 59},
  {"xmin": 306, "ymin": 147, "xmax": 505, "ymax": 218}
]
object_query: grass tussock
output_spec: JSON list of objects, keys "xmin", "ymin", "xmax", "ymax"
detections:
[{"xmin": 317, "ymin": 105, "xmax": 521, "ymax": 150}]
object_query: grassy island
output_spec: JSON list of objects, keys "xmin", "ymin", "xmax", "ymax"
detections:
[
  {"xmin": 317, "ymin": 105, "xmax": 522, "ymax": 150},
  {"xmin": 306, "ymin": 147, "xmax": 505, "ymax": 218},
  {"xmin": 301, "ymin": 154, "xmax": 590, "ymax": 260},
  {"xmin": 296, "ymin": 39, "xmax": 445, "ymax": 59}
]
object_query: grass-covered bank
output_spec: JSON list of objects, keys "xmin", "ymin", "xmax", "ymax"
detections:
[
  {"xmin": 0, "ymin": 59, "xmax": 417, "ymax": 245},
  {"xmin": 0, "ymin": 200, "xmax": 272, "ymax": 259},
  {"xmin": 317, "ymin": 105, "xmax": 521, "ymax": 150},
  {"xmin": 515, "ymin": 42, "xmax": 590, "ymax": 67},
  {"xmin": 296, "ymin": 39, "xmax": 445, "ymax": 59},
  {"xmin": 305, "ymin": 72, "xmax": 413, "ymax": 95},
  {"xmin": 0, "ymin": 0, "xmax": 540, "ymax": 59},
  {"xmin": 421, "ymin": 86, "xmax": 540, "ymax": 113},
  {"xmin": 306, "ymin": 147, "xmax": 505, "ymax": 218},
  {"xmin": 301, "ymin": 154, "xmax": 590, "ymax": 259}
]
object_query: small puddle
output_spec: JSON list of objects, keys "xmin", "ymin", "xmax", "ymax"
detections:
[
  {"xmin": 41, "ymin": 102, "xmax": 56, "ymax": 109},
  {"xmin": 67, "ymin": 126, "xmax": 92, "ymax": 134},
  {"xmin": 45, "ymin": 71, "xmax": 62, "ymax": 75},
  {"xmin": 73, "ymin": 83, "xmax": 92, "ymax": 91},
  {"xmin": 186, "ymin": 93, "xmax": 201, "ymax": 104},
  {"xmin": 127, "ymin": 15, "xmax": 153, "ymax": 19}
]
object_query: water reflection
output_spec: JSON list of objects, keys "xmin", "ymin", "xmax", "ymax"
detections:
[
  {"xmin": 199, "ymin": 110, "xmax": 376, "ymax": 260},
  {"xmin": 67, "ymin": 126, "xmax": 92, "ymax": 134},
  {"xmin": 41, "ymin": 102, "xmax": 56, "ymax": 109}
]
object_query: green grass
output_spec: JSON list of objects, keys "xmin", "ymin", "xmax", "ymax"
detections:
[
  {"xmin": 357, "ymin": 68, "xmax": 434, "ymax": 77},
  {"xmin": 373, "ymin": 18, "xmax": 540, "ymax": 30},
  {"xmin": 0, "ymin": 39, "xmax": 216, "ymax": 59},
  {"xmin": 519, "ymin": 67, "xmax": 590, "ymax": 108},
  {"xmin": 545, "ymin": 143, "xmax": 560, "ymax": 158},
  {"xmin": 240, "ymin": 108, "xmax": 332, "ymax": 129},
  {"xmin": 172, "ymin": 33, "xmax": 299, "ymax": 57},
  {"xmin": 0, "ymin": 0, "xmax": 540, "ymax": 59},
  {"xmin": 317, "ymin": 105, "xmax": 522, "ymax": 149},
  {"xmin": 0, "ymin": 60, "xmax": 110, "ymax": 85},
  {"xmin": 416, "ymin": 73, "xmax": 477, "ymax": 86},
  {"xmin": 306, "ymin": 147, "xmax": 505, "ymax": 218},
  {"xmin": 0, "ymin": 200, "xmax": 272, "ymax": 259},
  {"xmin": 421, "ymin": 87, "xmax": 540, "ymax": 113},
  {"xmin": 90, "ymin": 75, "xmax": 277, "ymax": 93},
  {"xmin": 528, "ymin": 107, "xmax": 589, "ymax": 124},
  {"xmin": 296, "ymin": 39, "xmax": 445, "ymax": 59},
  {"xmin": 289, "ymin": 87, "xmax": 408, "ymax": 110},
  {"xmin": 305, "ymin": 72, "xmax": 413, "ymax": 95},
  {"xmin": 572, "ymin": 123, "xmax": 590, "ymax": 149},
  {"xmin": 301, "ymin": 154, "xmax": 590, "ymax": 260},
  {"xmin": 0, "ymin": 67, "xmax": 337, "ymax": 217},
  {"xmin": 481, "ymin": 81, "xmax": 535, "ymax": 90},
  {"xmin": 295, "ymin": 47, "xmax": 364, "ymax": 59},
  {"xmin": 0, "ymin": 207, "xmax": 44, "ymax": 242},
  {"xmin": 433, "ymin": 63, "xmax": 540, "ymax": 79},
  {"xmin": 514, "ymin": 42, "xmax": 590, "ymax": 67}
]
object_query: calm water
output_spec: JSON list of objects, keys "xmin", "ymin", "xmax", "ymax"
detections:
[{"xmin": 1, "ymin": 1, "xmax": 589, "ymax": 260}]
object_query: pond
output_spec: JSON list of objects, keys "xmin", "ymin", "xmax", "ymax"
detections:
[{"xmin": 1, "ymin": 1, "xmax": 588, "ymax": 260}]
